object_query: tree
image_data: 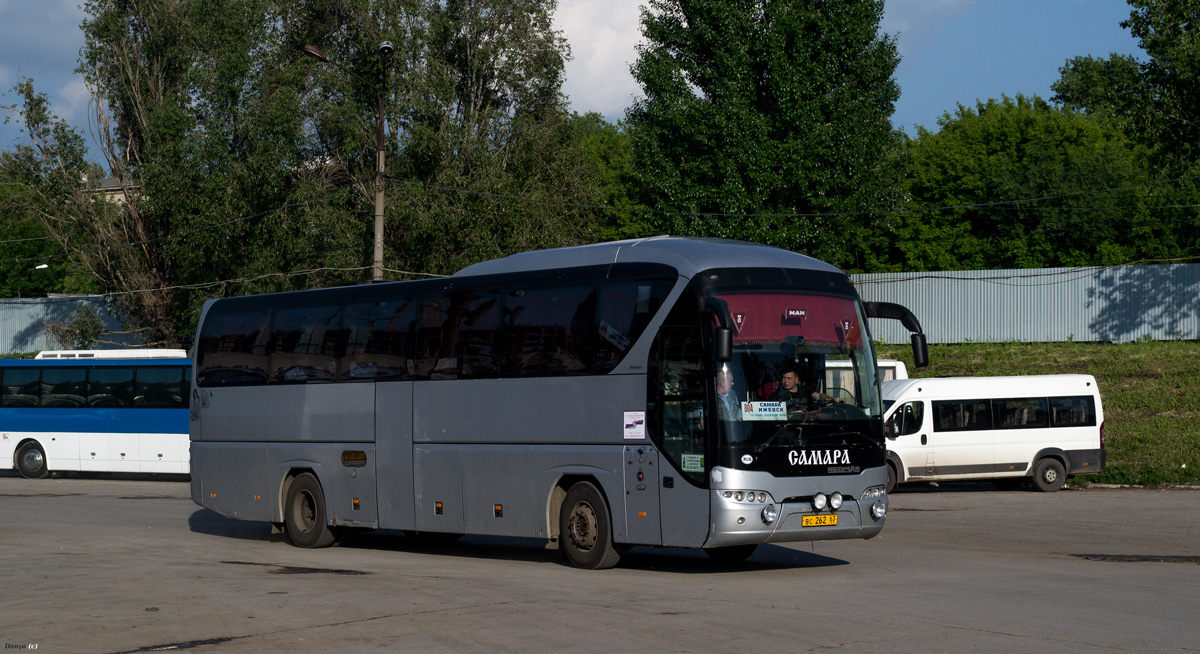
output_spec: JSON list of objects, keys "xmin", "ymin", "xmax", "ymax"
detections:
[
  {"xmin": 570, "ymin": 112, "xmax": 655, "ymax": 241},
  {"xmin": 627, "ymin": 0, "xmax": 904, "ymax": 267},
  {"xmin": 3, "ymin": 0, "xmax": 602, "ymax": 345},
  {"xmin": 887, "ymin": 95, "xmax": 1162, "ymax": 271},
  {"xmin": 0, "ymin": 81, "xmax": 106, "ymax": 299},
  {"xmin": 1053, "ymin": 0, "xmax": 1200, "ymax": 175},
  {"xmin": 1051, "ymin": 1, "xmax": 1200, "ymax": 261}
]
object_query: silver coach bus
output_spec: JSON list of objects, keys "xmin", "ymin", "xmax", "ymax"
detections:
[{"xmin": 189, "ymin": 237, "xmax": 928, "ymax": 568}]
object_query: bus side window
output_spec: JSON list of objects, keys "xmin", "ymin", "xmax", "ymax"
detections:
[
  {"xmin": 417, "ymin": 290, "xmax": 501, "ymax": 380},
  {"xmin": 135, "ymin": 367, "xmax": 186, "ymax": 408},
  {"xmin": 594, "ymin": 279, "xmax": 674, "ymax": 373},
  {"xmin": 87, "ymin": 367, "xmax": 134, "ymax": 407},
  {"xmin": 1050, "ymin": 396, "xmax": 1096, "ymax": 427},
  {"xmin": 341, "ymin": 298, "xmax": 416, "ymax": 380},
  {"xmin": 268, "ymin": 304, "xmax": 341, "ymax": 383},
  {"xmin": 195, "ymin": 309, "xmax": 270, "ymax": 387},
  {"xmin": 1, "ymin": 369, "xmax": 40, "ymax": 407},
  {"xmin": 503, "ymin": 284, "xmax": 595, "ymax": 377},
  {"xmin": 42, "ymin": 368, "xmax": 86, "ymax": 407}
]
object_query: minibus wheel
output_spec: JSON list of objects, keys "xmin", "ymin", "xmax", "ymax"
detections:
[
  {"xmin": 560, "ymin": 481, "xmax": 620, "ymax": 570},
  {"xmin": 16, "ymin": 441, "xmax": 48, "ymax": 479},
  {"xmin": 284, "ymin": 473, "xmax": 337, "ymax": 548},
  {"xmin": 1033, "ymin": 458, "xmax": 1066, "ymax": 493},
  {"xmin": 886, "ymin": 461, "xmax": 898, "ymax": 493}
]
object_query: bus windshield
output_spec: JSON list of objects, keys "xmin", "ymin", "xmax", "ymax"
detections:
[{"xmin": 712, "ymin": 290, "xmax": 885, "ymax": 476}]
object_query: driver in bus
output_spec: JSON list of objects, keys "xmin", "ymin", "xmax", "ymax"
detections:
[{"xmin": 771, "ymin": 364, "xmax": 842, "ymax": 412}]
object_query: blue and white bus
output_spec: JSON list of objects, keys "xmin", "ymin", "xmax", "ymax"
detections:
[
  {"xmin": 0, "ymin": 353, "xmax": 191, "ymax": 478},
  {"xmin": 189, "ymin": 237, "xmax": 928, "ymax": 568}
]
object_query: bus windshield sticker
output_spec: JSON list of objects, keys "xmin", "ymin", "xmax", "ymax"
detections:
[
  {"xmin": 599, "ymin": 321, "xmax": 630, "ymax": 351},
  {"xmin": 742, "ymin": 401, "xmax": 786, "ymax": 421},
  {"xmin": 623, "ymin": 411, "xmax": 646, "ymax": 439},
  {"xmin": 681, "ymin": 454, "xmax": 704, "ymax": 472}
]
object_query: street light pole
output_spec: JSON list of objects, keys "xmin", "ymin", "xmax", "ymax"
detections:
[{"xmin": 303, "ymin": 42, "xmax": 393, "ymax": 282}]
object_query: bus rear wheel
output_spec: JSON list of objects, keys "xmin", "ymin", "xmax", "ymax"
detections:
[
  {"xmin": 284, "ymin": 473, "xmax": 337, "ymax": 548},
  {"xmin": 16, "ymin": 441, "xmax": 48, "ymax": 479},
  {"xmin": 1033, "ymin": 458, "xmax": 1066, "ymax": 493},
  {"xmin": 560, "ymin": 481, "xmax": 620, "ymax": 570}
]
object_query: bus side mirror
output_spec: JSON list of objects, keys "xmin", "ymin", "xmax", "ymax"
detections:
[
  {"xmin": 911, "ymin": 333, "xmax": 929, "ymax": 368},
  {"xmin": 714, "ymin": 327, "xmax": 732, "ymax": 362}
]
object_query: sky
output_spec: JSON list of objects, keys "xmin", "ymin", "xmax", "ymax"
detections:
[{"xmin": 0, "ymin": 0, "xmax": 1144, "ymax": 164}]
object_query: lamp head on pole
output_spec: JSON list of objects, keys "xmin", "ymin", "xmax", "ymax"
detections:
[{"xmin": 301, "ymin": 45, "xmax": 330, "ymax": 63}]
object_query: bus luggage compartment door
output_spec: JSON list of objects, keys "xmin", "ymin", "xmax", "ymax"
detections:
[{"xmin": 623, "ymin": 445, "xmax": 661, "ymax": 545}]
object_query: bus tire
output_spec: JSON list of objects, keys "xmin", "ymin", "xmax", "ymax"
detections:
[
  {"xmin": 284, "ymin": 473, "xmax": 337, "ymax": 548},
  {"xmin": 705, "ymin": 544, "xmax": 758, "ymax": 564},
  {"xmin": 16, "ymin": 441, "xmax": 49, "ymax": 479},
  {"xmin": 1033, "ymin": 458, "xmax": 1066, "ymax": 493},
  {"xmin": 560, "ymin": 481, "xmax": 620, "ymax": 570}
]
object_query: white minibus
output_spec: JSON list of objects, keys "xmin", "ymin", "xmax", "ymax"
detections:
[{"xmin": 882, "ymin": 375, "xmax": 1104, "ymax": 492}]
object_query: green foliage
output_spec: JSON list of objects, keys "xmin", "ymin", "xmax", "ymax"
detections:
[
  {"xmin": 627, "ymin": 0, "xmax": 904, "ymax": 268},
  {"xmin": 1049, "ymin": 1, "xmax": 1200, "ymax": 266},
  {"xmin": 570, "ymin": 112, "xmax": 655, "ymax": 241},
  {"xmin": 881, "ymin": 95, "xmax": 1164, "ymax": 271},
  {"xmin": 48, "ymin": 307, "xmax": 107, "ymax": 350},
  {"xmin": 875, "ymin": 340, "xmax": 1200, "ymax": 486},
  {"xmin": 2, "ymin": 0, "xmax": 602, "ymax": 345}
]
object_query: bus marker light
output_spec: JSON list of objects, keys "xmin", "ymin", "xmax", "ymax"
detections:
[
  {"xmin": 353, "ymin": 498, "xmax": 361, "ymax": 510},
  {"xmin": 255, "ymin": 495, "xmax": 261, "ymax": 500},
  {"xmin": 638, "ymin": 511, "xmax": 646, "ymax": 517},
  {"xmin": 210, "ymin": 493, "xmax": 216, "ymax": 498},
  {"xmin": 494, "ymin": 504, "xmax": 503, "ymax": 517}
]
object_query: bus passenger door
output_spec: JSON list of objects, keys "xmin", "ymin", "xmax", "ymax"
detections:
[
  {"xmin": 623, "ymin": 444, "xmax": 661, "ymax": 545},
  {"xmin": 654, "ymin": 326, "xmax": 711, "ymax": 548}
]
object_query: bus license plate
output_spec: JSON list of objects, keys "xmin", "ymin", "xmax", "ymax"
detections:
[{"xmin": 802, "ymin": 515, "xmax": 837, "ymax": 527}]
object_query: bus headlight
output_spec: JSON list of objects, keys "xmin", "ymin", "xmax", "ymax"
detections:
[
  {"xmin": 761, "ymin": 504, "xmax": 778, "ymax": 525},
  {"xmin": 812, "ymin": 492, "xmax": 827, "ymax": 511},
  {"xmin": 861, "ymin": 486, "xmax": 886, "ymax": 501},
  {"xmin": 872, "ymin": 499, "xmax": 887, "ymax": 519},
  {"xmin": 830, "ymin": 492, "xmax": 843, "ymax": 510}
]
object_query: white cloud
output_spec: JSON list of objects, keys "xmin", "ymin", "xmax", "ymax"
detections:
[
  {"xmin": 554, "ymin": 0, "xmax": 646, "ymax": 121},
  {"xmin": 882, "ymin": 0, "xmax": 975, "ymax": 62}
]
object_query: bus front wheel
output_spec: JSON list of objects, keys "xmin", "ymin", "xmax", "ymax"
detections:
[
  {"xmin": 284, "ymin": 473, "xmax": 337, "ymax": 548},
  {"xmin": 1033, "ymin": 458, "xmax": 1066, "ymax": 493},
  {"xmin": 560, "ymin": 482, "xmax": 620, "ymax": 570},
  {"xmin": 16, "ymin": 441, "xmax": 48, "ymax": 479}
]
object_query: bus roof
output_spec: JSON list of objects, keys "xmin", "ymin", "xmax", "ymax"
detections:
[
  {"xmin": 452, "ymin": 236, "xmax": 841, "ymax": 279},
  {"xmin": 881, "ymin": 375, "xmax": 1100, "ymax": 401},
  {"xmin": 34, "ymin": 349, "xmax": 188, "ymax": 360}
]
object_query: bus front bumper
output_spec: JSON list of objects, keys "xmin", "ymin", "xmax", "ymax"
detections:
[{"xmin": 705, "ymin": 493, "xmax": 888, "ymax": 548}]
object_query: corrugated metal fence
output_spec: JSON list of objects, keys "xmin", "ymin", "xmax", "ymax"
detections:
[
  {"xmin": 853, "ymin": 263, "xmax": 1200, "ymax": 344},
  {"xmin": 6, "ymin": 263, "xmax": 1198, "ymax": 351},
  {"xmin": 1, "ymin": 296, "xmax": 135, "ymax": 354}
]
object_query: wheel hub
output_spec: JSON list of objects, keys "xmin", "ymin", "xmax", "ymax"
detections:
[
  {"xmin": 22, "ymin": 449, "xmax": 44, "ymax": 472},
  {"xmin": 568, "ymin": 502, "xmax": 598, "ymax": 551}
]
